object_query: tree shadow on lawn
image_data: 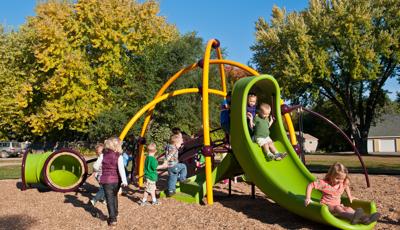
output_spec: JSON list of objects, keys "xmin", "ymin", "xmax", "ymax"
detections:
[
  {"xmin": 215, "ymin": 194, "xmax": 333, "ymax": 230},
  {"xmin": 0, "ymin": 214, "xmax": 37, "ymax": 230}
]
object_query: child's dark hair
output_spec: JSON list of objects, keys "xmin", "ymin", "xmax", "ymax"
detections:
[
  {"xmin": 248, "ymin": 92, "xmax": 256, "ymax": 97},
  {"xmin": 172, "ymin": 127, "xmax": 181, "ymax": 135}
]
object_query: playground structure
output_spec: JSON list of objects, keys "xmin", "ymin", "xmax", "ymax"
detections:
[
  {"xmin": 117, "ymin": 39, "xmax": 377, "ymax": 229},
  {"xmin": 20, "ymin": 39, "xmax": 378, "ymax": 229},
  {"xmin": 21, "ymin": 149, "xmax": 87, "ymax": 192}
]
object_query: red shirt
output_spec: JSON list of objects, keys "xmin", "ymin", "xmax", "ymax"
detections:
[{"xmin": 312, "ymin": 179, "xmax": 347, "ymax": 207}]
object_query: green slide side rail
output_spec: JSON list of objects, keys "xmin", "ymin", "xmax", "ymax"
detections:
[
  {"xmin": 159, "ymin": 153, "xmax": 243, "ymax": 203},
  {"xmin": 230, "ymin": 75, "xmax": 377, "ymax": 230}
]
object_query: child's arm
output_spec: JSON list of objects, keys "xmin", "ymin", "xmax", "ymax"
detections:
[
  {"xmin": 305, "ymin": 182, "xmax": 314, "ymax": 206},
  {"xmin": 247, "ymin": 113, "xmax": 254, "ymax": 128},
  {"xmin": 269, "ymin": 116, "xmax": 274, "ymax": 127},
  {"xmin": 117, "ymin": 156, "xmax": 128, "ymax": 186},
  {"xmin": 344, "ymin": 180, "xmax": 355, "ymax": 203},
  {"xmin": 93, "ymin": 154, "xmax": 103, "ymax": 172}
]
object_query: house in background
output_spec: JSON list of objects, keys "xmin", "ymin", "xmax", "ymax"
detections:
[
  {"xmin": 367, "ymin": 114, "xmax": 400, "ymax": 154},
  {"xmin": 288, "ymin": 132, "xmax": 319, "ymax": 153}
]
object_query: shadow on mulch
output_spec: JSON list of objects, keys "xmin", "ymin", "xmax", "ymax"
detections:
[
  {"xmin": 0, "ymin": 214, "xmax": 37, "ymax": 230},
  {"xmin": 64, "ymin": 194, "xmax": 107, "ymax": 221},
  {"xmin": 215, "ymin": 194, "xmax": 333, "ymax": 230}
]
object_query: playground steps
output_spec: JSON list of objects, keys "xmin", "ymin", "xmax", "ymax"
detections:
[{"xmin": 159, "ymin": 182, "xmax": 202, "ymax": 204}]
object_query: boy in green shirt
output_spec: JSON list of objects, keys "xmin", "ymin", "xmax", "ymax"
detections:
[
  {"xmin": 139, "ymin": 143, "xmax": 161, "ymax": 206},
  {"xmin": 249, "ymin": 103, "xmax": 287, "ymax": 161}
]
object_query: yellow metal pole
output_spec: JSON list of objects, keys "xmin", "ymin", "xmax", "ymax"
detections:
[
  {"xmin": 216, "ymin": 48, "xmax": 227, "ymax": 95},
  {"xmin": 133, "ymin": 64, "xmax": 197, "ymax": 186},
  {"xmin": 281, "ymin": 101, "xmax": 298, "ymax": 145},
  {"xmin": 201, "ymin": 39, "xmax": 216, "ymax": 205}
]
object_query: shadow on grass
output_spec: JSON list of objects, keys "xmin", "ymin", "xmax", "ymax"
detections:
[{"xmin": 0, "ymin": 214, "xmax": 37, "ymax": 230}]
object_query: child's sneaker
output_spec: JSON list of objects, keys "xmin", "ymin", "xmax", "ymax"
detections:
[
  {"xmin": 275, "ymin": 153, "xmax": 287, "ymax": 160},
  {"xmin": 266, "ymin": 153, "xmax": 274, "ymax": 161},
  {"xmin": 100, "ymin": 200, "xmax": 107, "ymax": 205},
  {"xmin": 166, "ymin": 190, "xmax": 176, "ymax": 197},
  {"xmin": 90, "ymin": 199, "xmax": 96, "ymax": 206},
  {"xmin": 352, "ymin": 208, "xmax": 365, "ymax": 224},
  {"xmin": 138, "ymin": 200, "xmax": 150, "ymax": 206},
  {"xmin": 363, "ymin": 212, "xmax": 381, "ymax": 225},
  {"xmin": 152, "ymin": 200, "xmax": 161, "ymax": 205},
  {"xmin": 180, "ymin": 179, "xmax": 190, "ymax": 183}
]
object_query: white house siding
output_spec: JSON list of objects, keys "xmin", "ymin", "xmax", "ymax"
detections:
[{"xmin": 379, "ymin": 139, "xmax": 396, "ymax": 152}]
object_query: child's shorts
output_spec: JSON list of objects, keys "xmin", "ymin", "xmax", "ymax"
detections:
[
  {"xmin": 144, "ymin": 179, "xmax": 156, "ymax": 193},
  {"xmin": 255, "ymin": 136, "xmax": 273, "ymax": 147}
]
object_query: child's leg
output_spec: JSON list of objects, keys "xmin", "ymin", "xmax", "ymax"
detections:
[
  {"xmin": 261, "ymin": 143, "xmax": 270, "ymax": 154},
  {"xmin": 150, "ymin": 189, "xmax": 156, "ymax": 202},
  {"xmin": 268, "ymin": 142, "xmax": 278, "ymax": 154},
  {"xmin": 142, "ymin": 191, "xmax": 149, "ymax": 202},
  {"xmin": 94, "ymin": 184, "xmax": 105, "ymax": 202},
  {"xmin": 178, "ymin": 163, "xmax": 187, "ymax": 181},
  {"xmin": 113, "ymin": 184, "xmax": 120, "ymax": 218},
  {"xmin": 331, "ymin": 205, "xmax": 356, "ymax": 221},
  {"xmin": 167, "ymin": 167, "xmax": 178, "ymax": 193}
]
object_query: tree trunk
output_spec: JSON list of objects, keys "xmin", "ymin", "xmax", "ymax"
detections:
[{"xmin": 353, "ymin": 132, "xmax": 369, "ymax": 155}]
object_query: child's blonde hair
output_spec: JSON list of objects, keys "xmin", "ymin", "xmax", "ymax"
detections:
[
  {"xmin": 147, "ymin": 142, "xmax": 157, "ymax": 154},
  {"xmin": 259, "ymin": 103, "xmax": 271, "ymax": 111},
  {"xmin": 170, "ymin": 134, "xmax": 181, "ymax": 145},
  {"xmin": 324, "ymin": 162, "xmax": 349, "ymax": 184},
  {"xmin": 104, "ymin": 137, "xmax": 123, "ymax": 154}
]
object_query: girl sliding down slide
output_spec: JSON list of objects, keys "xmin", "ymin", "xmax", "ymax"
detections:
[{"xmin": 305, "ymin": 162, "xmax": 380, "ymax": 225}]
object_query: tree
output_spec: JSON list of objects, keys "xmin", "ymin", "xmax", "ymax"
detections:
[
  {"xmin": 252, "ymin": 0, "xmax": 400, "ymax": 154},
  {"xmin": 88, "ymin": 33, "xmax": 226, "ymax": 148},
  {"xmin": 0, "ymin": 0, "xmax": 178, "ymax": 141}
]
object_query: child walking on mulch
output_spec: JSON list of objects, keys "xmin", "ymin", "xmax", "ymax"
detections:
[
  {"xmin": 100, "ymin": 137, "xmax": 128, "ymax": 226},
  {"xmin": 305, "ymin": 162, "xmax": 380, "ymax": 224},
  {"xmin": 90, "ymin": 143, "xmax": 106, "ymax": 206},
  {"xmin": 138, "ymin": 143, "xmax": 161, "ymax": 206}
]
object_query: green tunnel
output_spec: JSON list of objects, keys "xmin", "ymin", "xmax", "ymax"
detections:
[{"xmin": 21, "ymin": 149, "xmax": 88, "ymax": 192}]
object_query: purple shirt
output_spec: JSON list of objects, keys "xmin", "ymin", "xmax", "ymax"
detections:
[
  {"xmin": 100, "ymin": 149, "xmax": 127, "ymax": 185},
  {"xmin": 247, "ymin": 105, "xmax": 257, "ymax": 118}
]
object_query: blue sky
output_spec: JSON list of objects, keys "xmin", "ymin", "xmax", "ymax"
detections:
[{"xmin": 1, "ymin": 0, "xmax": 398, "ymax": 99}]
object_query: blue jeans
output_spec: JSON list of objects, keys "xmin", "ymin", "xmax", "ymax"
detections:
[
  {"xmin": 94, "ymin": 184, "xmax": 105, "ymax": 202},
  {"xmin": 167, "ymin": 163, "xmax": 187, "ymax": 192}
]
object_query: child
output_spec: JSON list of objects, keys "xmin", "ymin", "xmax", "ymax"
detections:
[
  {"xmin": 165, "ymin": 134, "xmax": 188, "ymax": 196},
  {"xmin": 220, "ymin": 91, "xmax": 231, "ymax": 135},
  {"xmin": 138, "ymin": 143, "xmax": 161, "ymax": 206},
  {"xmin": 100, "ymin": 137, "xmax": 128, "ymax": 226},
  {"xmin": 90, "ymin": 143, "xmax": 106, "ymax": 206},
  {"xmin": 305, "ymin": 162, "xmax": 380, "ymax": 224},
  {"xmin": 249, "ymin": 103, "xmax": 287, "ymax": 161}
]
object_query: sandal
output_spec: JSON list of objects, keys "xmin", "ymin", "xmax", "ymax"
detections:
[
  {"xmin": 363, "ymin": 212, "xmax": 381, "ymax": 225},
  {"xmin": 351, "ymin": 208, "xmax": 365, "ymax": 224}
]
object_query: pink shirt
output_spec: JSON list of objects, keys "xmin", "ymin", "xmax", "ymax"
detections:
[{"xmin": 311, "ymin": 179, "xmax": 347, "ymax": 207}]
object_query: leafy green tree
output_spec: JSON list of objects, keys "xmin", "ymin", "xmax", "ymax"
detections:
[
  {"xmin": 252, "ymin": 0, "xmax": 400, "ymax": 153},
  {"xmin": 0, "ymin": 0, "xmax": 178, "ymax": 141},
  {"xmin": 88, "ymin": 33, "xmax": 224, "ymax": 147}
]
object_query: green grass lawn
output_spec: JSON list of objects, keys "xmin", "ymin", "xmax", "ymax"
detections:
[
  {"xmin": 305, "ymin": 154, "xmax": 400, "ymax": 174},
  {"xmin": 0, "ymin": 165, "xmax": 21, "ymax": 180},
  {"xmin": 0, "ymin": 154, "xmax": 399, "ymax": 180}
]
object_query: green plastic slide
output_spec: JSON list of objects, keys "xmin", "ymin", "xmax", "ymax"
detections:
[
  {"xmin": 161, "ymin": 75, "xmax": 378, "ymax": 229},
  {"xmin": 21, "ymin": 149, "xmax": 88, "ymax": 192},
  {"xmin": 229, "ymin": 75, "xmax": 377, "ymax": 230}
]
